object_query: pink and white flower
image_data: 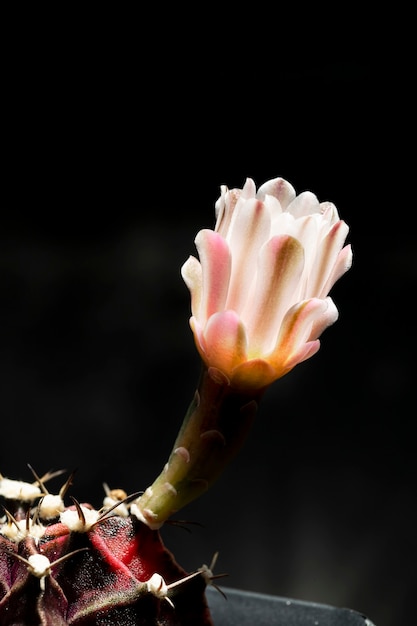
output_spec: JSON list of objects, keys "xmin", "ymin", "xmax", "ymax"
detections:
[{"xmin": 181, "ymin": 177, "xmax": 352, "ymax": 391}]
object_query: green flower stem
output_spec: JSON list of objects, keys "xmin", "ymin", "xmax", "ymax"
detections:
[{"xmin": 134, "ymin": 365, "xmax": 263, "ymax": 528}]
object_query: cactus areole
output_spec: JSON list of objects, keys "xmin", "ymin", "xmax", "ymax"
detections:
[{"xmin": 0, "ymin": 471, "xmax": 216, "ymax": 625}]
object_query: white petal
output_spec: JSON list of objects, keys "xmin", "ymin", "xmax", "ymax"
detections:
[
  {"xmin": 215, "ymin": 185, "xmax": 229, "ymax": 221},
  {"xmin": 263, "ymin": 194, "xmax": 284, "ymax": 219},
  {"xmin": 287, "ymin": 191, "xmax": 321, "ymax": 218},
  {"xmin": 240, "ymin": 178, "xmax": 257, "ymax": 199},
  {"xmin": 181, "ymin": 255, "xmax": 203, "ymax": 319},
  {"xmin": 319, "ymin": 244, "xmax": 353, "ymax": 298},
  {"xmin": 225, "ymin": 198, "xmax": 271, "ymax": 312},
  {"xmin": 308, "ymin": 296, "xmax": 339, "ymax": 340},
  {"xmin": 287, "ymin": 215, "xmax": 320, "ymax": 298},
  {"xmin": 320, "ymin": 201, "xmax": 340, "ymax": 225},
  {"xmin": 215, "ymin": 187, "xmax": 241, "ymax": 236},
  {"xmin": 271, "ymin": 211, "xmax": 296, "ymax": 237},
  {"xmin": 307, "ymin": 220, "xmax": 350, "ymax": 297},
  {"xmin": 244, "ymin": 235, "xmax": 304, "ymax": 355},
  {"xmin": 256, "ymin": 177, "xmax": 296, "ymax": 209}
]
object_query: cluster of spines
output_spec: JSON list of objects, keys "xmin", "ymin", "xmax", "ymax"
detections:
[{"xmin": 0, "ymin": 468, "xmax": 224, "ymax": 625}]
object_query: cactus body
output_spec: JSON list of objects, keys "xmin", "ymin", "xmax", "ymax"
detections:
[{"xmin": 0, "ymin": 474, "xmax": 214, "ymax": 626}]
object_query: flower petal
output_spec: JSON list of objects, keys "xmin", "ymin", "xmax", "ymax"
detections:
[
  {"xmin": 256, "ymin": 177, "xmax": 296, "ymax": 209},
  {"xmin": 320, "ymin": 201, "xmax": 340, "ymax": 225},
  {"xmin": 194, "ymin": 229, "xmax": 231, "ymax": 325},
  {"xmin": 287, "ymin": 191, "xmax": 321, "ymax": 218},
  {"xmin": 307, "ymin": 220, "xmax": 351, "ymax": 297},
  {"xmin": 181, "ymin": 255, "xmax": 203, "ymax": 319},
  {"xmin": 203, "ymin": 310, "xmax": 248, "ymax": 375},
  {"xmin": 244, "ymin": 235, "xmax": 304, "ymax": 355},
  {"xmin": 319, "ymin": 244, "xmax": 353, "ymax": 298},
  {"xmin": 240, "ymin": 177, "xmax": 257, "ymax": 199},
  {"xmin": 189, "ymin": 316, "xmax": 207, "ymax": 361},
  {"xmin": 215, "ymin": 185, "xmax": 240, "ymax": 235},
  {"xmin": 270, "ymin": 298, "xmax": 336, "ymax": 370},
  {"xmin": 231, "ymin": 358, "xmax": 277, "ymax": 391},
  {"xmin": 283, "ymin": 340, "xmax": 321, "ymax": 372},
  {"xmin": 225, "ymin": 198, "xmax": 271, "ymax": 312},
  {"xmin": 308, "ymin": 296, "xmax": 339, "ymax": 340}
]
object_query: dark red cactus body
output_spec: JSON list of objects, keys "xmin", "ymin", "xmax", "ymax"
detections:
[{"xmin": 0, "ymin": 480, "xmax": 215, "ymax": 626}]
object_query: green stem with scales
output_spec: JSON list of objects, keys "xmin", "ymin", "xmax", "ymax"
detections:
[{"xmin": 134, "ymin": 365, "xmax": 265, "ymax": 528}]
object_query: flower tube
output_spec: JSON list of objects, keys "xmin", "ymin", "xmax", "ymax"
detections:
[{"xmin": 134, "ymin": 176, "xmax": 352, "ymax": 527}]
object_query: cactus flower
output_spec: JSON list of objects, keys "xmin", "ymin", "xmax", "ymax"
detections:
[
  {"xmin": 135, "ymin": 176, "xmax": 352, "ymax": 529},
  {"xmin": 181, "ymin": 176, "xmax": 352, "ymax": 391}
]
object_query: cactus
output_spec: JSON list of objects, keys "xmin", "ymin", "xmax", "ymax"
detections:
[
  {"xmin": 0, "ymin": 176, "xmax": 352, "ymax": 624},
  {"xmin": 0, "ymin": 469, "xmax": 217, "ymax": 625}
]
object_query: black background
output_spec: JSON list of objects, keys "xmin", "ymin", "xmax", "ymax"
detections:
[{"xmin": 1, "ymin": 10, "xmax": 414, "ymax": 626}]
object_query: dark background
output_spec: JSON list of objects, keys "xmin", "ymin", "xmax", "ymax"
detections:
[{"xmin": 1, "ymin": 11, "xmax": 414, "ymax": 626}]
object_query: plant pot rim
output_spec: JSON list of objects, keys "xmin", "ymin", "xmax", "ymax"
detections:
[{"xmin": 206, "ymin": 585, "xmax": 377, "ymax": 626}]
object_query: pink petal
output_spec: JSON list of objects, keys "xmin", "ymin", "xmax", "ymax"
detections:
[
  {"xmin": 194, "ymin": 229, "xmax": 231, "ymax": 325},
  {"xmin": 244, "ymin": 235, "xmax": 304, "ymax": 355},
  {"xmin": 203, "ymin": 310, "xmax": 248, "ymax": 375}
]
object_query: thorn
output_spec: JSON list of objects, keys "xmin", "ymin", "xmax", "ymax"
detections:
[
  {"xmin": 27, "ymin": 464, "xmax": 49, "ymax": 495},
  {"xmin": 165, "ymin": 519, "xmax": 205, "ymax": 533},
  {"xmin": 38, "ymin": 469, "xmax": 68, "ymax": 484},
  {"xmin": 198, "ymin": 551, "xmax": 228, "ymax": 600},
  {"xmin": 166, "ymin": 570, "xmax": 203, "ymax": 590},
  {"xmin": 9, "ymin": 547, "xmax": 89, "ymax": 589},
  {"xmin": 2, "ymin": 507, "xmax": 20, "ymax": 530},
  {"xmin": 211, "ymin": 583, "xmax": 228, "ymax": 600},
  {"xmin": 9, "ymin": 552, "xmax": 36, "ymax": 567},
  {"xmin": 60, "ymin": 501, "xmax": 99, "ymax": 532},
  {"xmin": 102, "ymin": 483, "xmax": 112, "ymax": 497},
  {"xmin": 32, "ymin": 499, "xmax": 42, "ymax": 526},
  {"xmin": 95, "ymin": 491, "xmax": 142, "ymax": 524},
  {"xmin": 209, "ymin": 551, "xmax": 219, "ymax": 571},
  {"xmin": 59, "ymin": 470, "xmax": 77, "ymax": 500},
  {"xmin": 46, "ymin": 547, "xmax": 89, "ymax": 568},
  {"xmin": 25, "ymin": 509, "xmax": 31, "ymax": 533},
  {"xmin": 70, "ymin": 497, "xmax": 86, "ymax": 526}
]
